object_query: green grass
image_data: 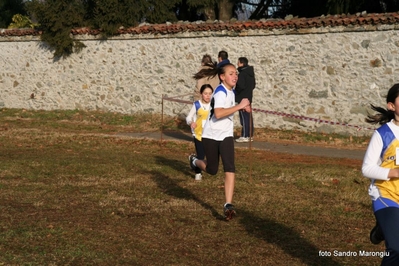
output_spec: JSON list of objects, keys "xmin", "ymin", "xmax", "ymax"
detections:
[{"xmin": 0, "ymin": 108, "xmax": 382, "ymax": 266}]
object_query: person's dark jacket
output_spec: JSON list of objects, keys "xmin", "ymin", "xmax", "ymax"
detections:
[
  {"xmin": 235, "ymin": 65, "xmax": 256, "ymax": 103},
  {"xmin": 217, "ymin": 59, "xmax": 230, "ymax": 68}
]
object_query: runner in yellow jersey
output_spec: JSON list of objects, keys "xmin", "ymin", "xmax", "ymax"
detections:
[
  {"xmin": 362, "ymin": 83, "xmax": 399, "ymax": 265},
  {"xmin": 186, "ymin": 84, "xmax": 213, "ymax": 181}
]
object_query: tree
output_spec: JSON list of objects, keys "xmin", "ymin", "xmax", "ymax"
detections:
[
  {"xmin": 142, "ymin": 0, "xmax": 181, "ymax": 24},
  {"xmin": 175, "ymin": 0, "xmax": 221, "ymax": 21},
  {"xmin": 328, "ymin": 0, "xmax": 399, "ymax": 13},
  {"xmin": 280, "ymin": 0, "xmax": 329, "ymax": 18},
  {"xmin": 383, "ymin": 0, "xmax": 399, "ymax": 11},
  {"xmin": 87, "ymin": 0, "xmax": 145, "ymax": 37},
  {"xmin": 218, "ymin": 0, "xmax": 235, "ymax": 21},
  {"xmin": 327, "ymin": 0, "xmax": 381, "ymax": 14},
  {"xmin": 0, "ymin": 0, "xmax": 26, "ymax": 28},
  {"xmin": 271, "ymin": 0, "xmax": 399, "ymax": 19},
  {"xmin": 249, "ymin": 0, "xmax": 274, "ymax": 19},
  {"xmin": 26, "ymin": 0, "xmax": 87, "ymax": 58}
]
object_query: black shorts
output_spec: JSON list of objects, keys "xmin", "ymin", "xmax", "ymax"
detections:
[{"xmin": 202, "ymin": 137, "xmax": 235, "ymax": 175}]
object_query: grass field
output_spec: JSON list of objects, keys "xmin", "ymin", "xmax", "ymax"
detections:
[{"xmin": 0, "ymin": 108, "xmax": 383, "ymax": 265}]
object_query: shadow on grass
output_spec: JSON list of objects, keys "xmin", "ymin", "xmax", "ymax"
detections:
[
  {"xmin": 151, "ymin": 156, "xmax": 339, "ymax": 265},
  {"xmin": 154, "ymin": 155, "xmax": 193, "ymax": 176},
  {"xmin": 239, "ymin": 209, "xmax": 340, "ymax": 266},
  {"xmin": 149, "ymin": 170, "xmax": 224, "ymax": 220},
  {"xmin": 149, "ymin": 156, "xmax": 224, "ymax": 220}
]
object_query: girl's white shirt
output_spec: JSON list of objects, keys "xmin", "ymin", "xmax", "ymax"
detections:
[
  {"xmin": 361, "ymin": 120, "xmax": 399, "ymax": 181},
  {"xmin": 202, "ymin": 83, "xmax": 235, "ymax": 141}
]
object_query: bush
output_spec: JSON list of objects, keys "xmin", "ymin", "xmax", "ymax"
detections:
[
  {"xmin": 0, "ymin": 0, "xmax": 26, "ymax": 28},
  {"xmin": 8, "ymin": 14, "xmax": 37, "ymax": 29}
]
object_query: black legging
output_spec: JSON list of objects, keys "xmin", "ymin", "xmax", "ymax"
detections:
[{"xmin": 375, "ymin": 207, "xmax": 399, "ymax": 265}]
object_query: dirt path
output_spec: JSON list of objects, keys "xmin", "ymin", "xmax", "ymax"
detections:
[{"xmin": 118, "ymin": 131, "xmax": 366, "ymax": 160}]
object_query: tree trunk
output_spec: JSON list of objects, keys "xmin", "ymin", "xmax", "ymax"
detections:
[
  {"xmin": 218, "ymin": 0, "xmax": 234, "ymax": 21},
  {"xmin": 204, "ymin": 7, "xmax": 216, "ymax": 20},
  {"xmin": 250, "ymin": 0, "xmax": 273, "ymax": 20}
]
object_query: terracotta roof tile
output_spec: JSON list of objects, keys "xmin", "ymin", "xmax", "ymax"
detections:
[{"xmin": 2, "ymin": 12, "xmax": 399, "ymax": 37}]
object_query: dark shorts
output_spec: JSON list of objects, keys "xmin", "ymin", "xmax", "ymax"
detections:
[{"xmin": 202, "ymin": 137, "xmax": 235, "ymax": 175}]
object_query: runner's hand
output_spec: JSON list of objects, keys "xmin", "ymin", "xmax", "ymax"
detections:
[
  {"xmin": 243, "ymin": 105, "xmax": 251, "ymax": 112},
  {"xmin": 238, "ymin": 98, "xmax": 250, "ymax": 109}
]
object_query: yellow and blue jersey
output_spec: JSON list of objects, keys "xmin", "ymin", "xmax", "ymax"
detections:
[
  {"xmin": 193, "ymin": 100, "xmax": 209, "ymax": 141},
  {"xmin": 373, "ymin": 124, "xmax": 399, "ymax": 211}
]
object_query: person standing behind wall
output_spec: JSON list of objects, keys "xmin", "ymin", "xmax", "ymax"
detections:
[
  {"xmin": 194, "ymin": 54, "xmax": 220, "ymax": 100},
  {"xmin": 235, "ymin": 57, "xmax": 256, "ymax": 143},
  {"xmin": 217, "ymin": 50, "xmax": 230, "ymax": 68}
]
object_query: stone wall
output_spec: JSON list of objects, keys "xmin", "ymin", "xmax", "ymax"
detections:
[{"xmin": 1, "ymin": 24, "xmax": 399, "ymax": 136}]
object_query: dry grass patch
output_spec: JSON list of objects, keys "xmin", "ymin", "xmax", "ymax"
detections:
[{"xmin": 0, "ymin": 109, "xmax": 382, "ymax": 265}]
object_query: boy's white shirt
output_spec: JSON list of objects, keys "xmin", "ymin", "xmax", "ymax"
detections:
[{"xmin": 202, "ymin": 84, "xmax": 235, "ymax": 141}]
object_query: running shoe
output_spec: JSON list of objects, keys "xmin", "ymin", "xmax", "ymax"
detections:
[
  {"xmin": 223, "ymin": 203, "xmax": 236, "ymax": 221},
  {"xmin": 194, "ymin": 173, "xmax": 202, "ymax": 181},
  {"xmin": 188, "ymin": 154, "xmax": 198, "ymax": 171}
]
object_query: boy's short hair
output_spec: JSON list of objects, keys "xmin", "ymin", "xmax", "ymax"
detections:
[
  {"xmin": 238, "ymin": 57, "xmax": 248, "ymax": 66},
  {"xmin": 218, "ymin": 50, "xmax": 228, "ymax": 60}
]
